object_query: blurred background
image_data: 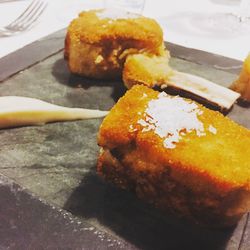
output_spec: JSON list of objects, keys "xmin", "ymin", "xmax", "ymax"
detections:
[{"xmin": 0, "ymin": 0, "xmax": 249, "ymax": 60}]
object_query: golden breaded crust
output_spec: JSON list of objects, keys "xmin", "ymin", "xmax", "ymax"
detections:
[
  {"xmin": 123, "ymin": 51, "xmax": 172, "ymax": 88},
  {"xmin": 65, "ymin": 9, "xmax": 164, "ymax": 79},
  {"xmin": 69, "ymin": 9, "xmax": 163, "ymax": 49},
  {"xmin": 231, "ymin": 53, "xmax": 250, "ymax": 101},
  {"xmin": 97, "ymin": 85, "xmax": 250, "ymax": 226}
]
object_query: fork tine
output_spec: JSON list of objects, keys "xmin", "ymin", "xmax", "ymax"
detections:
[
  {"xmin": 19, "ymin": 3, "xmax": 47, "ymax": 30},
  {"xmin": 10, "ymin": 1, "xmax": 47, "ymax": 30},
  {"xmin": 7, "ymin": 0, "xmax": 39, "ymax": 28},
  {"xmin": 0, "ymin": 0, "xmax": 47, "ymax": 36}
]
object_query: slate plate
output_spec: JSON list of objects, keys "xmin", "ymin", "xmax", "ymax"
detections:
[
  {"xmin": 0, "ymin": 173, "xmax": 135, "ymax": 249},
  {"xmin": 0, "ymin": 30, "xmax": 249, "ymax": 250}
]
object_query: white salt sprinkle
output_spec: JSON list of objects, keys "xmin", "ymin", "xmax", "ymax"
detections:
[
  {"xmin": 138, "ymin": 92, "xmax": 206, "ymax": 149},
  {"xmin": 208, "ymin": 125, "xmax": 217, "ymax": 134}
]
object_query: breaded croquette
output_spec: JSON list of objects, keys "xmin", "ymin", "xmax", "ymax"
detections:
[
  {"xmin": 97, "ymin": 85, "xmax": 250, "ymax": 227},
  {"xmin": 231, "ymin": 53, "xmax": 250, "ymax": 102},
  {"xmin": 64, "ymin": 9, "xmax": 239, "ymax": 110},
  {"xmin": 65, "ymin": 9, "xmax": 165, "ymax": 79},
  {"xmin": 123, "ymin": 50, "xmax": 172, "ymax": 88}
]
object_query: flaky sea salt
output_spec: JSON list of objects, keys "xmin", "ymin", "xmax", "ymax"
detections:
[
  {"xmin": 138, "ymin": 92, "xmax": 205, "ymax": 149},
  {"xmin": 208, "ymin": 125, "xmax": 217, "ymax": 134},
  {"xmin": 96, "ymin": 9, "xmax": 139, "ymax": 20}
]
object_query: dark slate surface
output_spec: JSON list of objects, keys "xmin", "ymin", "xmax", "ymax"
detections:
[
  {"xmin": 239, "ymin": 213, "xmax": 250, "ymax": 250},
  {"xmin": 0, "ymin": 39, "xmax": 249, "ymax": 249},
  {"xmin": 165, "ymin": 42, "xmax": 242, "ymax": 74},
  {"xmin": 0, "ymin": 28, "xmax": 242, "ymax": 83},
  {"xmin": 0, "ymin": 173, "xmax": 135, "ymax": 250},
  {"xmin": 0, "ymin": 29, "xmax": 66, "ymax": 82}
]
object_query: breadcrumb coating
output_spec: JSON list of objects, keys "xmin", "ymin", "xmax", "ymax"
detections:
[
  {"xmin": 97, "ymin": 85, "xmax": 250, "ymax": 226},
  {"xmin": 123, "ymin": 50, "xmax": 172, "ymax": 88},
  {"xmin": 65, "ymin": 9, "xmax": 164, "ymax": 79},
  {"xmin": 231, "ymin": 53, "xmax": 250, "ymax": 101}
]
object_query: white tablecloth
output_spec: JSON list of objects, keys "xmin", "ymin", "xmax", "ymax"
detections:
[{"xmin": 0, "ymin": 0, "xmax": 249, "ymax": 61}]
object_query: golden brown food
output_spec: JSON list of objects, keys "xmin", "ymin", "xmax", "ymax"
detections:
[
  {"xmin": 65, "ymin": 9, "xmax": 165, "ymax": 79},
  {"xmin": 97, "ymin": 85, "xmax": 250, "ymax": 227},
  {"xmin": 122, "ymin": 50, "xmax": 172, "ymax": 88},
  {"xmin": 122, "ymin": 51, "xmax": 240, "ymax": 112},
  {"xmin": 64, "ymin": 9, "xmax": 239, "ymax": 110},
  {"xmin": 231, "ymin": 53, "xmax": 250, "ymax": 102}
]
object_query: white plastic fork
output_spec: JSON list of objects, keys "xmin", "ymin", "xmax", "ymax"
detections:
[{"xmin": 0, "ymin": 0, "xmax": 47, "ymax": 37}]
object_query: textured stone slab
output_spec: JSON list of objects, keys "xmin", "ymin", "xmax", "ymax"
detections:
[
  {"xmin": 0, "ymin": 28, "xmax": 242, "ymax": 82},
  {"xmin": 239, "ymin": 214, "xmax": 250, "ymax": 250},
  {"xmin": 0, "ymin": 173, "xmax": 135, "ymax": 249},
  {"xmin": 0, "ymin": 29, "xmax": 66, "ymax": 82},
  {"xmin": 0, "ymin": 50, "xmax": 249, "ymax": 249}
]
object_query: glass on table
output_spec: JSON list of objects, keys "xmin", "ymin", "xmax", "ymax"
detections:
[
  {"xmin": 104, "ymin": 0, "xmax": 146, "ymax": 14},
  {"xmin": 159, "ymin": 0, "xmax": 250, "ymax": 39},
  {"xmin": 55, "ymin": 0, "xmax": 104, "ymax": 24},
  {"xmin": 194, "ymin": 0, "xmax": 250, "ymax": 37}
]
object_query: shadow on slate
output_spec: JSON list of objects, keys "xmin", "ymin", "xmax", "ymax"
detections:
[
  {"xmin": 64, "ymin": 171, "xmax": 237, "ymax": 250},
  {"xmin": 0, "ymin": 174, "xmax": 136, "ymax": 250},
  {"xmin": 239, "ymin": 213, "xmax": 250, "ymax": 249},
  {"xmin": 52, "ymin": 58, "xmax": 127, "ymax": 103}
]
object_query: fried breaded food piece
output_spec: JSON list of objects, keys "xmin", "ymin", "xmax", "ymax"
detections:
[
  {"xmin": 123, "ymin": 51, "xmax": 172, "ymax": 88},
  {"xmin": 97, "ymin": 85, "xmax": 250, "ymax": 227},
  {"xmin": 65, "ymin": 9, "xmax": 165, "ymax": 79},
  {"xmin": 231, "ymin": 53, "xmax": 250, "ymax": 101}
]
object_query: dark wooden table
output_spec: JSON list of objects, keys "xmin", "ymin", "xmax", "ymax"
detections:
[{"xmin": 0, "ymin": 29, "xmax": 249, "ymax": 250}]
